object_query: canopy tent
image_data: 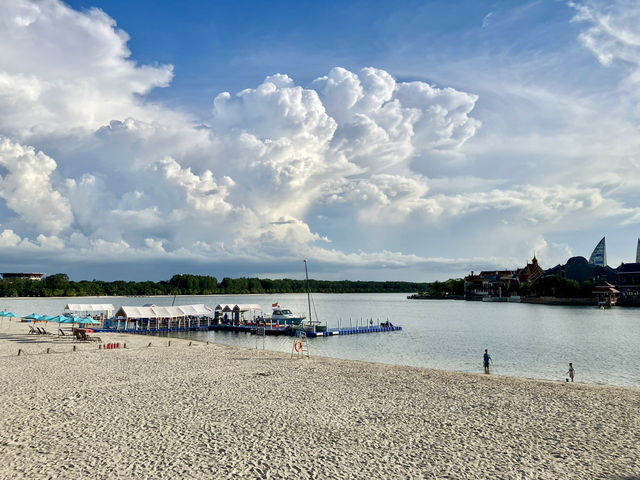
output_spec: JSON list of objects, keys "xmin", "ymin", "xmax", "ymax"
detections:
[
  {"xmin": 214, "ymin": 304, "xmax": 235, "ymax": 313},
  {"xmin": 64, "ymin": 304, "xmax": 114, "ymax": 317},
  {"xmin": 214, "ymin": 304, "xmax": 263, "ymax": 324},
  {"xmin": 113, "ymin": 304, "xmax": 214, "ymax": 332},
  {"xmin": 115, "ymin": 304, "xmax": 213, "ymax": 320},
  {"xmin": 214, "ymin": 304, "xmax": 262, "ymax": 313}
]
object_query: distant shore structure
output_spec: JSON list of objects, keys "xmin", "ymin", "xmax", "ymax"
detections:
[
  {"xmin": 636, "ymin": 238, "xmax": 640, "ymax": 263},
  {"xmin": 589, "ymin": 237, "xmax": 607, "ymax": 267},
  {"xmin": 0, "ymin": 272, "xmax": 44, "ymax": 281}
]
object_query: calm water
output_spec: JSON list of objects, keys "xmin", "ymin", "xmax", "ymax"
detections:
[{"xmin": 2, "ymin": 294, "xmax": 639, "ymax": 387}]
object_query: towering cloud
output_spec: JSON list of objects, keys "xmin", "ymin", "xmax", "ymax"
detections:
[{"xmin": 0, "ymin": 0, "xmax": 637, "ymax": 279}]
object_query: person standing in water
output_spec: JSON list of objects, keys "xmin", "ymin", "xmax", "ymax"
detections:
[
  {"xmin": 567, "ymin": 363, "xmax": 575, "ymax": 382},
  {"xmin": 483, "ymin": 349, "xmax": 492, "ymax": 374}
]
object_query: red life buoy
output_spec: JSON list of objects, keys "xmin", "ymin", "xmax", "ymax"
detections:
[{"xmin": 294, "ymin": 340, "xmax": 303, "ymax": 352}]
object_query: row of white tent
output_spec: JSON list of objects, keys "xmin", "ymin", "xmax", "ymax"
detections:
[
  {"xmin": 63, "ymin": 303, "xmax": 266, "ymax": 320},
  {"xmin": 116, "ymin": 304, "xmax": 213, "ymax": 319},
  {"xmin": 64, "ymin": 304, "xmax": 115, "ymax": 317}
]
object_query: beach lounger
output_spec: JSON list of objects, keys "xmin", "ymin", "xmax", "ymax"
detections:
[
  {"xmin": 28, "ymin": 325, "xmax": 38, "ymax": 334},
  {"xmin": 37, "ymin": 327, "xmax": 50, "ymax": 335},
  {"xmin": 78, "ymin": 330, "xmax": 102, "ymax": 342},
  {"xmin": 59, "ymin": 328, "xmax": 73, "ymax": 337}
]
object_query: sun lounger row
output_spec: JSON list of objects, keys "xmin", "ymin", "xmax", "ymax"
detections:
[
  {"xmin": 73, "ymin": 329, "xmax": 101, "ymax": 342},
  {"xmin": 28, "ymin": 326, "xmax": 51, "ymax": 335}
]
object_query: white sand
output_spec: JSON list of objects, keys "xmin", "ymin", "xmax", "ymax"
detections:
[{"xmin": 0, "ymin": 319, "xmax": 639, "ymax": 479}]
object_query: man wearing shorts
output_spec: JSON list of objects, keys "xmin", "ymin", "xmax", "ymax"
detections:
[{"xmin": 483, "ymin": 349, "xmax": 492, "ymax": 374}]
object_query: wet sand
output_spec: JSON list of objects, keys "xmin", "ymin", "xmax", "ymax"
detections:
[{"xmin": 0, "ymin": 319, "xmax": 639, "ymax": 479}]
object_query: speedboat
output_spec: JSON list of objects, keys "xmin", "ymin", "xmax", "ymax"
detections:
[{"xmin": 270, "ymin": 306, "xmax": 305, "ymax": 326}]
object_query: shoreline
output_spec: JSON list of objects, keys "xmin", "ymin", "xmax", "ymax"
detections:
[
  {"xmin": 3, "ymin": 321, "xmax": 638, "ymax": 392},
  {"xmin": 4, "ymin": 317, "xmax": 639, "ymax": 389},
  {"xmin": 0, "ymin": 322, "xmax": 639, "ymax": 478}
]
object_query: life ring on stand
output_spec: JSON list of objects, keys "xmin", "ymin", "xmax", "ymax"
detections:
[{"xmin": 294, "ymin": 340, "xmax": 303, "ymax": 352}]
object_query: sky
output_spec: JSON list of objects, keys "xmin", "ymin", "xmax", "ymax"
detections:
[{"xmin": 0, "ymin": 0, "xmax": 639, "ymax": 282}]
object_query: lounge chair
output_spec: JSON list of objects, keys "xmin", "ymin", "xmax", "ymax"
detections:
[
  {"xmin": 78, "ymin": 330, "xmax": 101, "ymax": 342},
  {"xmin": 28, "ymin": 325, "xmax": 38, "ymax": 334},
  {"xmin": 59, "ymin": 328, "xmax": 74, "ymax": 337},
  {"xmin": 37, "ymin": 327, "xmax": 50, "ymax": 335}
]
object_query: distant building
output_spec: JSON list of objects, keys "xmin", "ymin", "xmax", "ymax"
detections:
[
  {"xmin": 480, "ymin": 270, "xmax": 518, "ymax": 297},
  {"xmin": 617, "ymin": 263, "xmax": 640, "ymax": 306},
  {"xmin": 463, "ymin": 271, "xmax": 486, "ymax": 298},
  {"xmin": 516, "ymin": 255, "xmax": 544, "ymax": 284},
  {"xmin": 589, "ymin": 237, "xmax": 607, "ymax": 266},
  {"xmin": 1, "ymin": 273, "xmax": 44, "ymax": 281},
  {"xmin": 464, "ymin": 269, "xmax": 519, "ymax": 298},
  {"xmin": 545, "ymin": 256, "xmax": 618, "ymax": 285},
  {"xmin": 636, "ymin": 238, "xmax": 640, "ymax": 263},
  {"xmin": 592, "ymin": 282, "xmax": 620, "ymax": 306}
]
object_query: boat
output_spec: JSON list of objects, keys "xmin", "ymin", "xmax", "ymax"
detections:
[{"xmin": 270, "ymin": 304, "xmax": 305, "ymax": 325}]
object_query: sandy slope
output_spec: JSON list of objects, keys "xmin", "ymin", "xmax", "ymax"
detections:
[{"xmin": 0, "ymin": 320, "xmax": 638, "ymax": 479}]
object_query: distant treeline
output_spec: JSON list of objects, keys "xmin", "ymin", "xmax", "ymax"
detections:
[{"xmin": 0, "ymin": 273, "xmax": 430, "ymax": 297}]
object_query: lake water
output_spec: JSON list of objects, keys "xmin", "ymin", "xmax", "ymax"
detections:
[{"xmin": 2, "ymin": 293, "xmax": 639, "ymax": 387}]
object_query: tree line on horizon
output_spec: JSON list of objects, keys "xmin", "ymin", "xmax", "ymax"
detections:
[{"xmin": 0, "ymin": 273, "xmax": 430, "ymax": 297}]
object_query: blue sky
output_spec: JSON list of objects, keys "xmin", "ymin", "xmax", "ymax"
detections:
[{"xmin": 0, "ymin": 0, "xmax": 639, "ymax": 281}]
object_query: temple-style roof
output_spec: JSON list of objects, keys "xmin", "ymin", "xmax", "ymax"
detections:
[{"xmin": 617, "ymin": 263, "xmax": 640, "ymax": 273}]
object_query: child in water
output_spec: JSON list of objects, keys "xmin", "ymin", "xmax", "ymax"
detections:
[{"xmin": 567, "ymin": 363, "xmax": 575, "ymax": 382}]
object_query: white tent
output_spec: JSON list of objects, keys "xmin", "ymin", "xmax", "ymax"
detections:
[
  {"xmin": 214, "ymin": 304, "xmax": 262, "ymax": 313},
  {"xmin": 116, "ymin": 304, "xmax": 213, "ymax": 319},
  {"xmin": 114, "ymin": 304, "xmax": 214, "ymax": 331},
  {"xmin": 234, "ymin": 304, "xmax": 263, "ymax": 313},
  {"xmin": 64, "ymin": 303, "xmax": 115, "ymax": 317},
  {"xmin": 214, "ymin": 304, "xmax": 235, "ymax": 312}
]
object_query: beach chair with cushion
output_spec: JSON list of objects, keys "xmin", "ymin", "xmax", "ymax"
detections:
[{"xmin": 78, "ymin": 330, "xmax": 102, "ymax": 342}]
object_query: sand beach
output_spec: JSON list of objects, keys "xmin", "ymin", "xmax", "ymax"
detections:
[{"xmin": 0, "ymin": 319, "xmax": 638, "ymax": 479}]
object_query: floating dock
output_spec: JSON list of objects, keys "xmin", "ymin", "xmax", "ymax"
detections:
[{"xmin": 96, "ymin": 324, "xmax": 401, "ymax": 337}]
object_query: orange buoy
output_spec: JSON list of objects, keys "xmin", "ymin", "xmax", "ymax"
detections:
[{"xmin": 294, "ymin": 340, "xmax": 303, "ymax": 352}]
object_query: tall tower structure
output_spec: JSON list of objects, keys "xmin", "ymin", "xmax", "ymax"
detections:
[
  {"xmin": 588, "ymin": 237, "xmax": 607, "ymax": 267},
  {"xmin": 636, "ymin": 238, "xmax": 640, "ymax": 263}
]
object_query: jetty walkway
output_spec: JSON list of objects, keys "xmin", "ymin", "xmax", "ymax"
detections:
[{"xmin": 97, "ymin": 324, "xmax": 402, "ymax": 338}]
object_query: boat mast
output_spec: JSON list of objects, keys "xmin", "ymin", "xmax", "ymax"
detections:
[{"xmin": 304, "ymin": 259, "xmax": 314, "ymax": 332}]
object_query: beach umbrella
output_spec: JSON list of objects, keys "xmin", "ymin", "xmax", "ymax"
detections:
[
  {"xmin": 69, "ymin": 316, "xmax": 90, "ymax": 325},
  {"xmin": 38, "ymin": 315, "xmax": 55, "ymax": 321},
  {"xmin": 23, "ymin": 313, "xmax": 42, "ymax": 321},
  {"xmin": 78, "ymin": 317, "xmax": 100, "ymax": 325},
  {"xmin": 3, "ymin": 312, "xmax": 18, "ymax": 317}
]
